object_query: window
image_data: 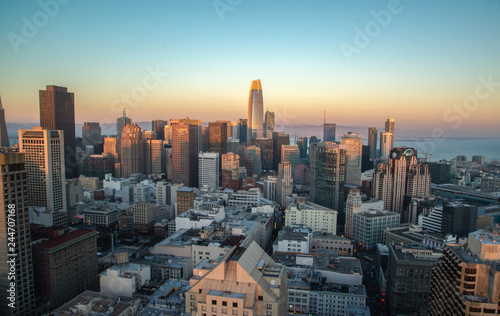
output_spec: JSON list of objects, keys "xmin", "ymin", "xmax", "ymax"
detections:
[
  {"xmin": 267, "ymin": 304, "xmax": 272, "ymax": 309},
  {"xmin": 222, "ymin": 301, "xmax": 227, "ymax": 306},
  {"xmin": 212, "ymin": 300, "xmax": 217, "ymax": 305},
  {"xmin": 258, "ymin": 296, "xmax": 263, "ymax": 300}
]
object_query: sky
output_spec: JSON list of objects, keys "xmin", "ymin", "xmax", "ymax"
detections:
[{"xmin": 0, "ymin": 0, "xmax": 499, "ymax": 137}]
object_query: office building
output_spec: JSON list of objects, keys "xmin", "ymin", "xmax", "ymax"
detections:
[
  {"xmin": 198, "ymin": 152, "xmax": 220, "ymax": 189},
  {"xmin": 242, "ymin": 145, "xmax": 262, "ymax": 178},
  {"xmin": 368, "ymin": 126, "xmax": 378, "ymax": 159},
  {"xmin": 285, "ymin": 198, "xmax": 338, "ymax": 234},
  {"xmin": 340, "ymin": 132, "xmax": 362, "ymax": 186},
  {"xmin": 131, "ymin": 202, "xmax": 156, "ymax": 234},
  {"xmin": 429, "ymin": 230, "xmax": 500, "ymax": 315},
  {"xmin": 221, "ymin": 152, "xmax": 240, "ymax": 190},
  {"xmin": 281, "ymin": 144, "xmax": 300, "ymax": 168},
  {"xmin": 345, "ymin": 188, "xmax": 362, "ymax": 240},
  {"xmin": 208, "ymin": 121, "xmax": 228, "ymax": 155},
  {"xmin": 272, "ymin": 132, "xmax": 290, "ymax": 170},
  {"xmin": 379, "ymin": 132, "xmax": 393, "ymax": 159},
  {"xmin": 387, "ymin": 244, "xmax": 441, "ymax": 315},
  {"xmin": 177, "ymin": 187, "xmax": 196, "ymax": 216},
  {"xmin": 19, "ymin": 127, "xmax": 68, "ymax": 226},
  {"xmin": 277, "ymin": 162, "xmax": 293, "ymax": 205},
  {"xmin": 323, "ymin": 123, "xmax": 336, "ymax": 142},
  {"xmin": 425, "ymin": 161, "xmax": 452, "ymax": 184},
  {"xmin": 144, "ymin": 139, "xmax": 164, "ymax": 175},
  {"xmin": 152, "ymin": 119, "xmax": 168, "ymax": 140},
  {"xmin": 310, "ymin": 142, "xmax": 346, "ymax": 214},
  {"xmin": 32, "ymin": 227, "xmax": 98, "ymax": 309},
  {"xmin": 39, "ymin": 85, "xmax": 77, "ymax": 178},
  {"xmin": 253, "ymin": 138, "xmax": 273, "ymax": 170},
  {"xmin": 120, "ymin": 124, "xmax": 144, "ymax": 178},
  {"xmin": 0, "ymin": 152, "xmax": 36, "ymax": 316},
  {"xmin": 297, "ymin": 136, "xmax": 308, "ymax": 159},
  {"xmin": 264, "ymin": 109, "xmax": 275, "ymax": 138},
  {"xmin": 247, "ymin": 79, "xmax": 264, "ymax": 140},
  {"xmin": 237, "ymin": 118, "xmax": 249, "ymax": 145},
  {"xmin": 385, "ymin": 118, "xmax": 396, "ymax": 149},
  {"xmin": 82, "ymin": 122, "xmax": 101, "ymax": 147},
  {"xmin": 172, "ymin": 122, "xmax": 199, "ymax": 187},
  {"xmin": 353, "ymin": 210, "xmax": 400, "ymax": 249},
  {"xmin": 0, "ymin": 97, "xmax": 10, "ymax": 147},
  {"xmin": 184, "ymin": 241, "xmax": 287, "ymax": 316},
  {"xmin": 373, "ymin": 147, "xmax": 431, "ymax": 222}
]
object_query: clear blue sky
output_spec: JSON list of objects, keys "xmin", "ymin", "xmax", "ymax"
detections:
[{"xmin": 0, "ymin": 0, "xmax": 499, "ymax": 136}]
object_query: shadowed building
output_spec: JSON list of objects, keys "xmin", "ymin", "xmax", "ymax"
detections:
[
  {"xmin": 264, "ymin": 109, "xmax": 275, "ymax": 138},
  {"xmin": 385, "ymin": 118, "xmax": 396, "ymax": 149},
  {"xmin": 209, "ymin": 121, "xmax": 228, "ymax": 155},
  {"xmin": 0, "ymin": 152, "xmax": 36, "ymax": 316},
  {"xmin": 39, "ymin": 85, "xmax": 77, "ymax": 178},
  {"xmin": 0, "ymin": 96, "xmax": 10, "ymax": 147},
  {"xmin": 272, "ymin": 132, "xmax": 290, "ymax": 171},
  {"xmin": 120, "ymin": 124, "xmax": 144, "ymax": 178},
  {"xmin": 172, "ymin": 123, "xmax": 199, "ymax": 187},
  {"xmin": 82, "ymin": 122, "xmax": 101, "ymax": 147},
  {"xmin": 152, "ymin": 119, "xmax": 168, "ymax": 140},
  {"xmin": 340, "ymin": 132, "xmax": 362, "ymax": 186},
  {"xmin": 368, "ymin": 126, "xmax": 378, "ymax": 159},
  {"xmin": 247, "ymin": 80, "xmax": 264, "ymax": 140}
]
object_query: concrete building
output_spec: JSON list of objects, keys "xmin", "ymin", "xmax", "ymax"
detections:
[
  {"xmin": 84, "ymin": 203, "xmax": 120, "ymax": 230},
  {"xmin": 429, "ymin": 229, "xmax": 500, "ymax": 315},
  {"xmin": 172, "ymin": 122, "xmax": 199, "ymax": 187},
  {"xmin": 156, "ymin": 181, "xmax": 183, "ymax": 206},
  {"xmin": 222, "ymin": 152, "xmax": 240, "ymax": 190},
  {"xmin": 131, "ymin": 202, "xmax": 156, "ymax": 234},
  {"xmin": 263, "ymin": 176, "xmax": 277, "ymax": 202},
  {"xmin": 31, "ymin": 227, "xmax": 98, "ymax": 309},
  {"xmin": 177, "ymin": 187, "xmax": 196, "ymax": 215},
  {"xmin": 379, "ymin": 132, "xmax": 393, "ymax": 159},
  {"xmin": 285, "ymin": 198, "xmax": 337, "ymax": 234},
  {"xmin": 368, "ymin": 127, "xmax": 378, "ymax": 160},
  {"xmin": 208, "ymin": 121, "xmax": 228, "ymax": 155},
  {"xmin": 82, "ymin": 122, "xmax": 101, "ymax": 147},
  {"xmin": 99, "ymin": 263, "xmax": 151, "ymax": 298},
  {"xmin": 120, "ymin": 124, "xmax": 144, "ymax": 178},
  {"xmin": 276, "ymin": 162, "xmax": 293, "ymax": 205},
  {"xmin": 340, "ymin": 132, "xmax": 363, "ymax": 186},
  {"xmin": 175, "ymin": 207, "xmax": 225, "ymax": 232},
  {"xmin": 228, "ymin": 188, "xmax": 261, "ymax": 208},
  {"xmin": 273, "ymin": 226, "xmax": 312, "ymax": 254},
  {"xmin": 79, "ymin": 175, "xmax": 100, "ymax": 191},
  {"xmin": 312, "ymin": 233, "xmax": 353, "ymax": 256},
  {"xmin": 198, "ymin": 152, "xmax": 220, "ymax": 189},
  {"xmin": 50, "ymin": 290, "xmax": 140, "ymax": 316},
  {"xmin": 387, "ymin": 243, "xmax": 441, "ymax": 315},
  {"xmin": 272, "ymin": 132, "xmax": 290, "ymax": 170},
  {"xmin": 132, "ymin": 254, "xmax": 191, "ymax": 281},
  {"xmin": 184, "ymin": 241, "xmax": 287, "ymax": 316},
  {"xmin": 0, "ymin": 153, "xmax": 36, "ymax": 316},
  {"xmin": 353, "ymin": 210, "xmax": 400, "ymax": 249},
  {"xmin": 281, "ymin": 145, "xmax": 300, "ymax": 168},
  {"xmin": 144, "ymin": 138, "xmax": 165, "ymax": 175}
]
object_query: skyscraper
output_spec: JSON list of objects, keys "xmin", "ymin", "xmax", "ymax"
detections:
[
  {"xmin": 143, "ymin": 139, "xmax": 164, "ymax": 175},
  {"xmin": 272, "ymin": 132, "xmax": 290, "ymax": 170},
  {"xmin": 82, "ymin": 122, "xmax": 102, "ymax": 147},
  {"xmin": 0, "ymin": 152, "xmax": 36, "ymax": 316},
  {"xmin": 297, "ymin": 136, "xmax": 308, "ymax": 159},
  {"xmin": 19, "ymin": 127, "xmax": 68, "ymax": 227},
  {"xmin": 0, "ymin": 96, "xmax": 10, "ymax": 147},
  {"xmin": 380, "ymin": 131, "xmax": 393, "ymax": 159},
  {"xmin": 247, "ymin": 80, "xmax": 264, "ymax": 140},
  {"xmin": 39, "ymin": 85, "xmax": 76, "ymax": 178},
  {"xmin": 281, "ymin": 144, "xmax": 300, "ymax": 169},
  {"xmin": 198, "ymin": 152, "xmax": 220, "ymax": 189},
  {"xmin": 310, "ymin": 142, "xmax": 346, "ymax": 215},
  {"xmin": 208, "ymin": 121, "xmax": 228, "ymax": 155},
  {"xmin": 152, "ymin": 119, "xmax": 168, "ymax": 140},
  {"xmin": 120, "ymin": 124, "xmax": 144, "ymax": 178},
  {"xmin": 368, "ymin": 127, "xmax": 378, "ymax": 159},
  {"xmin": 264, "ymin": 109, "xmax": 275, "ymax": 138},
  {"xmin": 344, "ymin": 188, "xmax": 362, "ymax": 239},
  {"xmin": 172, "ymin": 122, "xmax": 199, "ymax": 187},
  {"xmin": 373, "ymin": 147, "xmax": 431, "ymax": 222},
  {"xmin": 323, "ymin": 123, "xmax": 336, "ymax": 142},
  {"xmin": 116, "ymin": 108, "xmax": 132, "ymax": 142},
  {"xmin": 385, "ymin": 118, "xmax": 396, "ymax": 149},
  {"xmin": 221, "ymin": 152, "xmax": 240, "ymax": 190},
  {"xmin": 237, "ymin": 118, "xmax": 249, "ymax": 145},
  {"xmin": 277, "ymin": 162, "xmax": 293, "ymax": 205},
  {"xmin": 340, "ymin": 132, "xmax": 362, "ymax": 186}
]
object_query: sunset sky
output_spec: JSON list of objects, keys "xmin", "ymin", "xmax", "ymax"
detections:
[{"xmin": 1, "ymin": 0, "xmax": 499, "ymax": 136}]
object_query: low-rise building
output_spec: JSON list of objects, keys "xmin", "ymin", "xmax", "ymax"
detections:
[{"xmin": 99, "ymin": 263, "xmax": 151, "ymax": 298}]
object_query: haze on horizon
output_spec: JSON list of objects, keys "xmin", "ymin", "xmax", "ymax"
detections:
[{"xmin": 1, "ymin": 0, "xmax": 499, "ymax": 137}]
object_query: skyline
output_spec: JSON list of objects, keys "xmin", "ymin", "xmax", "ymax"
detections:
[{"xmin": 0, "ymin": 0, "xmax": 499, "ymax": 135}]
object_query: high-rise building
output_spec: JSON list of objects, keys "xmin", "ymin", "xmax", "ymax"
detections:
[
  {"xmin": 116, "ymin": 109, "xmax": 132, "ymax": 141},
  {"xmin": 310, "ymin": 142, "xmax": 347, "ymax": 215},
  {"xmin": 373, "ymin": 147, "xmax": 431, "ymax": 222},
  {"xmin": 385, "ymin": 118, "xmax": 396, "ymax": 149},
  {"xmin": 237, "ymin": 118, "xmax": 249, "ymax": 145},
  {"xmin": 198, "ymin": 152, "xmax": 220, "ymax": 189},
  {"xmin": 297, "ymin": 136, "xmax": 308, "ymax": 159},
  {"xmin": 253, "ymin": 138, "xmax": 273, "ymax": 170},
  {"xmin": 353, "ymin": 210, "xmax": 400, "ymax": 249},
  {"xmin": 82, "ymin": 122, "xmax": 101, "ymax": 147},
  {"xmin": 144, "ymin": 139, "xmax": 164, "ymax": 175},
  {"xmin": 247, "ymin": 80, "xmax": 264, "ymax": 140},
  {"xmin": 208, "ymin": 121, "xmax": 228, "ymax": 155},
  {"xmin": 345, "ymin": 188, "xmax": 362, "ymax": 239},
  {"xmin": 0, "ymin": 152, "xmax": 36, "ymax": 316},
  {"xmin": 323, "ymin": 123, "xmax": 336, "ymax": 142},
  {"xmin": 272, "ymin": 132, "xmax": 290, "ymax": 170},
  {"xmin": 152, "ymin": 119, "xmax": 168, "ymax": 140},
  {"xmin": 0, "ymin": 96, "xmax": 10, "ymax": 147},
  {"xmin": 387, "ymin": 244, "xmax": 441, "ymax": 316},
  {"xmin": 19, "ymin": 127, "xmax": 68, "ymax": 226},
  {"xmin": 171, "ymin": 122, "xmax": 199, "ymax": 187},
  {"xmin": 264, "ymin": 109, "xmax": 275, "ymax": 138},
  {"xmin": 39, "ymin": 85, "xmax": 77, "ymax": 178},
  {"xmin": 176, "ymin": 187, "xmax": 195, "ymax": 216},
  {"xmin": 429, "ymin": 230, "xmax": 500, "ymax": 315},
  {"xmin": 184, "ymin": 241, "xmax": 287, "ymax": 316},
  {"xmin": 242, "ymin": 145, "xmax": 262, "ymax": 178},
  {"xmin": 281, "ymin": 145, "xmax": 300, "ymax": 169},
  {"xmin": 31, "ymin": 226, "xmax": 98, "ymax": 309},
  {"xmin": 379, "ymin": 132, "xmax": 393, "ymax": 159},
  {"xmin": 340, "ymin": 132, "xmax": 362, "ymax": 186},
  {"xmin": 131, "ymin": 202, "xmax": 156, "ymax": 234},
  {"xmin": 368, "ymin": 127, "xmax": 378, "ymax": 159},
  {"xmin": 120, "ymin": 124, "xmax": 144, "ymax": 178},
  {"xmin": 222, "ymin": 152, "xmax": 240, "ymax": 190},
  {"xmin": 277, "ymin": 162, "xmax": 293, "ymax": 205}
]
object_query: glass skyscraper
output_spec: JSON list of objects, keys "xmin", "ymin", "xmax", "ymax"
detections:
[{"xmin": 247, "ymin": 80, "xmax": 264, "ymax": 140}]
